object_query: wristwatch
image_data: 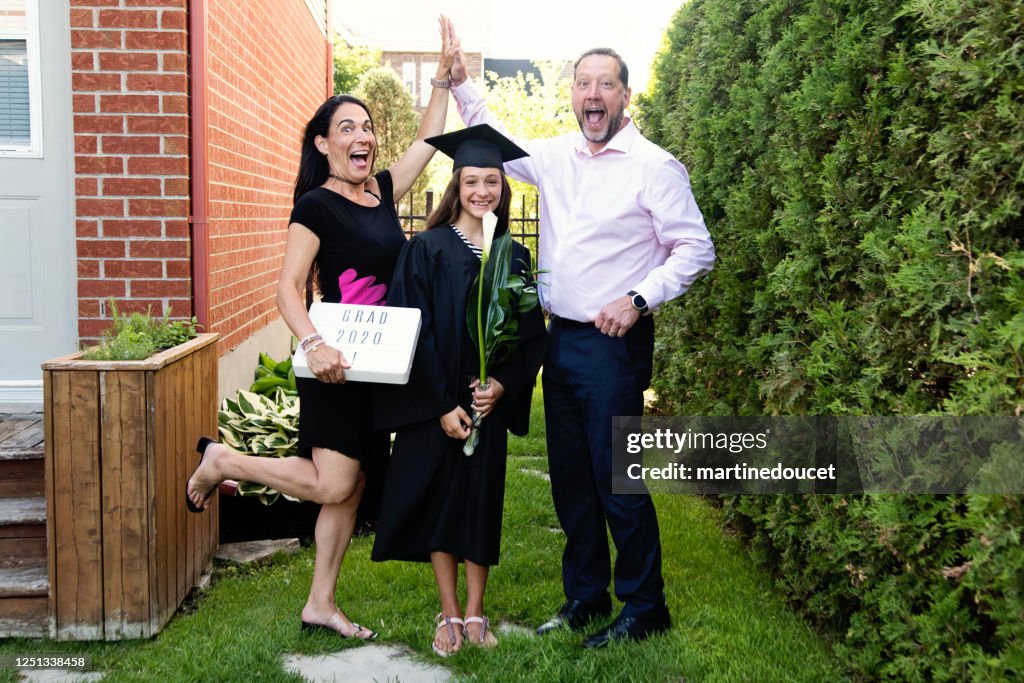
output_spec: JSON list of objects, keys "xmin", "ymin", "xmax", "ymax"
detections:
[{"xmin": 627, "ymin": 290, "xmax": 649, "ymax": 315}]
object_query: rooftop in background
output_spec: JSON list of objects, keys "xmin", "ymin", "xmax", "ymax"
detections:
[
  {"xmin": 332, "ymin": 0, "xmax": 683, "ymax": 94},
  {"xmin": 484, "ymin": 59, "xmax": 573, "ymax": 86}
]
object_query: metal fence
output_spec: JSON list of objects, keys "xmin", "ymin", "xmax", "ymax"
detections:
[{"xmin": 397, "ymin": 190, "xmax": 540, "ymax": 259}]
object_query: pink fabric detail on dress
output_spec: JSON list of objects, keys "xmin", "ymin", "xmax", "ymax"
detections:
[{"xmin": 338, "ymin": 268, "xmax": 387, "ymax": 306}]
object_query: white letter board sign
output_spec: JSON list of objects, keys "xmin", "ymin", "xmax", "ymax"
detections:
[{"xmin": 292, "ymin": 302, "xmax": 422, "ymax": 384}]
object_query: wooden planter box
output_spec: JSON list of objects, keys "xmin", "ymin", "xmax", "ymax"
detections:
[{"xmin": 41, "ymin": 333, "xmax": 219, "ymax": 640}]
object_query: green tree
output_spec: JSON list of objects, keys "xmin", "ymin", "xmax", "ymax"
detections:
[
  {"xmin": 333, "ymin": 37, "xmax": 379, "ymax": 95},
  {"xmin": 638, "ymin": 0, "xmax": 1024, "ymax": 679},
  {"xmin": 479, "ymin": 62, "xmax": 576, "ymax": 236},
  {"xmin": 483, "ymin": 61, "xmax": 575, "ymax": 141},
  {"xmin": 354, "ymin": 67, "xmax": 419, "ymax": 176},
  {"xmin": 420, "ymin": 61, "xmax": 576, "ymax": 197}
]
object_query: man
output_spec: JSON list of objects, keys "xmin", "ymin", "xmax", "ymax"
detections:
[{"xmin": 447, "ymin": 35, "xmax": 715, "ymax": 648}]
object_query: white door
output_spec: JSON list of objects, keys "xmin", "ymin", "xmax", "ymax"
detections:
[{"xmin": 0, "ymin": 0, "xmax": 76, "ymax": 405}]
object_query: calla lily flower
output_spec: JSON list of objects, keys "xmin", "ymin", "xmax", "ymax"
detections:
[
  {"xmin": 482, "ymin": 210, "xmax": 497, "ymax": 258},
  {"xmin": 464, "ymin": 226, "xmax": 542, "ymax": 455}
]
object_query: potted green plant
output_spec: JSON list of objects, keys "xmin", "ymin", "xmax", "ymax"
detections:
[{"xmin": 40, "ymin": 299, "xmax": 218, "ymax": 640}]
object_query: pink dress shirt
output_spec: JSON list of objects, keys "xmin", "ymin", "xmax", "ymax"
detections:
[{"xmin": 452, "ymin": 79, "xmax": 715, "ymax": 323}]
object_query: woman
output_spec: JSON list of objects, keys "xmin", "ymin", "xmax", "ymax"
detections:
[
  {"xmin": 371, "ymin": 124, "xmax": 547, "ymax": 655},
  {"xmin": 185, "ymin": 18, "xmax": 458, "ymax": 640}
]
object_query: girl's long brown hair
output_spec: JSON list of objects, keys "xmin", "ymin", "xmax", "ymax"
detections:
[{"xmin": 425, "ymin": 167, "xmax": 513, "ymax": 238}]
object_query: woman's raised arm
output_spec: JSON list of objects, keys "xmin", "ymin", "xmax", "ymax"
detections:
[{"xmin": 387, "ymin": 15, "xmax": 457, "ymax": 200}]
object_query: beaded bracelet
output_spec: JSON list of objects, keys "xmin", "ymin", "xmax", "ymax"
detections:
[{"xmin": 299, "ymin": 333, "xmax": 322, "ymax": 350}]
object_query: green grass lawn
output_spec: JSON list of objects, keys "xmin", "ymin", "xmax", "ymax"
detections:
[{"xmin": 1, "ymin": 387, "xmax": 844, "ymax": 682}]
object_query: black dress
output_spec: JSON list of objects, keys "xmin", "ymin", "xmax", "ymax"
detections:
[
  {"xmin": 289, "ymin": 171, "xmax": 405, "ymax": 467},
  {"xmin": 371, "ymin": 226, "xmax": 547, "ymax": 567}
]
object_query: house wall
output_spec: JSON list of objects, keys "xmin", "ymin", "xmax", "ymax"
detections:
[
  {"xmin": 205, "ymin": 1, "xmax": 330, "ymax": 356},
  {"xmin": 68, "ymin": 0, "xmax": 328, "ymax": 396},
  {"xmin": 382, "ymin": 51, "xmax": 483, "ymax": 113},
  {"xmin": 70, "ymin": 0, "xmax": 191, "ymax": 343}
]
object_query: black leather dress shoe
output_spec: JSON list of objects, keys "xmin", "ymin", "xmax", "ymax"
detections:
[
  {"xmin": 582, "ymin": 604, "xmax": 671, "ymax": 648},
  {"xmin": 535, "ymin": 594, "xmax": 613, "ymax": 635}
]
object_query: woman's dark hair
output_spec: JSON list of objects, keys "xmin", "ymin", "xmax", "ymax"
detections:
[
  {"xmin": 425, "ymin": 167, "xmax": 513, "ymax": 237},
  {"xmin": 294, "ymin": 95, "xmax": 374, "ymax": 298},
  {"xmin": 293, "ymin": 94, "xmax": 375, "ymax": 205}
]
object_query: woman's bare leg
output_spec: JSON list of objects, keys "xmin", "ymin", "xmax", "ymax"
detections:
[
  {"xmin": 187, "ymin": 441, "xmax": 353, "ymax": 507},
  {"xmin": 300, "ymin": 451, "xmax": 373, "ymax": 638}
]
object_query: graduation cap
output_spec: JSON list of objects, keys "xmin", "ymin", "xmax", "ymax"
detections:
[{"xmin": 425, "ymin": 124, "xmax": 529, "ymax": 170}]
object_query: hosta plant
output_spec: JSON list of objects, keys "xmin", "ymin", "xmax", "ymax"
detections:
[{"xmin": 217, "ymin": 387, "xmax": 300, "ymax": 505}]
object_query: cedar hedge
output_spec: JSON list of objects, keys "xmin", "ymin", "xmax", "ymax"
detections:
[{"xmin": 638, "ymin": 0, "xmax": 1023, "ymax": 678}]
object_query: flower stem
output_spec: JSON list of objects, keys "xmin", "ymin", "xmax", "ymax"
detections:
[{"xmin": 477, "ymin": 254, "xmax": 487, "ymax": 383}]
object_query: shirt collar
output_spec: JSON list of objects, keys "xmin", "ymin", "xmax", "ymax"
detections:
[{"xmin": 574, "ymin": 117, "xmax": 638, "ymax": 156}]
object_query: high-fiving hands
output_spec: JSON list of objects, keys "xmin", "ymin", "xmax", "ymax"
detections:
[
  {"xmin": 444, "ymin": 16, "xmax": 467, "ymax": 86},
  {"xmin": 438, "ymin": 15, "xmax": 459, "ymax": 74}
]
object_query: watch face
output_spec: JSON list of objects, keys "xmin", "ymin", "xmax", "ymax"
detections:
[{"xmin": 632, "ymin": 293, "xmax": 648, "ymax": 311}]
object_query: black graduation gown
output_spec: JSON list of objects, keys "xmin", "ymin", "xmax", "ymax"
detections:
[{"xmin": 371, "ymin": 226, "xmax": 547, "ymax": 566}]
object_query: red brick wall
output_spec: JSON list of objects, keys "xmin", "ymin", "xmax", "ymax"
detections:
[
  {"xmin": 71, "ymin": 0, "xmax": 191, "ymax": 343},
  {"xmin": 206, "ymin": 1, "xmax": 329, "ymax": 352}
]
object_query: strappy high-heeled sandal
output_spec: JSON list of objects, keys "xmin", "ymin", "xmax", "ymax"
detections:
[
  {"xmin": 432, "ymin": 613, "xmax": 465, "ymax": 657},
  {"xmin": 464, "ymin": 615, "xmax": 497, "ymax": 647}
]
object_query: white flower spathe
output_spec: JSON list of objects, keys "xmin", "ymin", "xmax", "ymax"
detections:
[{"xmin": 482, "ymin": 210, "xmax": 497, "ymax": 258}]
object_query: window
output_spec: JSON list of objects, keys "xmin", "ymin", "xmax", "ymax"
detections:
[
  {"xmin": 402, "ymin": 62, "xmax": 415, "ymax": 100},
  {"xmin": 420, "ymin": 61, "xmax": 437, "ymax": 107},
  {"xmin": 0, "ymin": 0, "xmax": 40, "ymax": 157}
]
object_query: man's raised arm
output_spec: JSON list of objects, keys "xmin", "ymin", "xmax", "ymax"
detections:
[{"xmin": 445, "ymin": 17, "xmax": 540, "ymax": 186}]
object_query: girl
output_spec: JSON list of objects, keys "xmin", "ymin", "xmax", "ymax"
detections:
[{"xmin": 372, "ymin": 124, "xmax": 547, "ymax": 655}]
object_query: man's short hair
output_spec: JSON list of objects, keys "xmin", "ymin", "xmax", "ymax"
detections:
[{"xmin": 573, "ymin": 48, "xmax": 629, "ymax": 88}]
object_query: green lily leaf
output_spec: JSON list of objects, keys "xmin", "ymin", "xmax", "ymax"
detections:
[{"xmin": 466, "ymin": 231, "xmax": 542, "ymax": 384}]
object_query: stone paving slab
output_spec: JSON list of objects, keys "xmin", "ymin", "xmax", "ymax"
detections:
[
  {"xmin": 496, "ymin": 621, "xmax": 536, "ymax": 638},
  {"xmin": 283, "ymin": 644, "xmax": 451, "ymax": 683},
  {"xmin": 519, "ymin": 468, "xmax": 550, "ymax": 482},
  {"xmin": 17, "ymin": 670, "xmax": 103, "ymax": 682},
  {"xmin": 214, "ymin": 538, "xmax": 300, "ymax": 565}
]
